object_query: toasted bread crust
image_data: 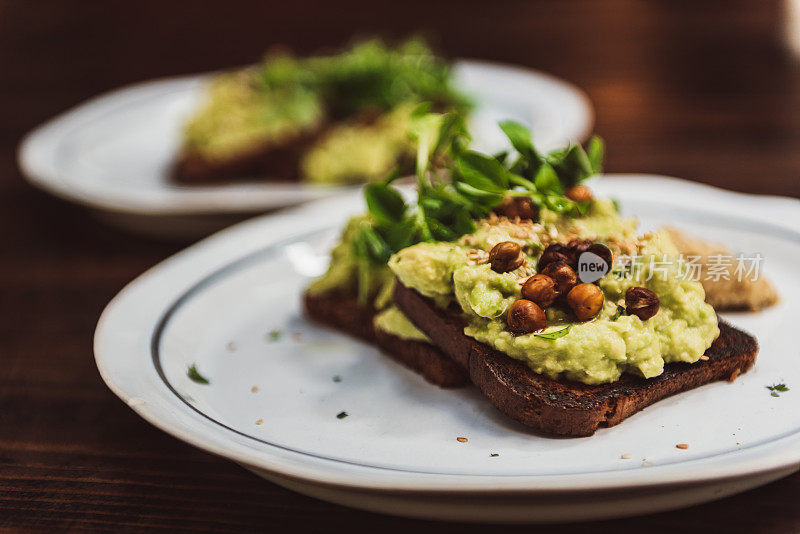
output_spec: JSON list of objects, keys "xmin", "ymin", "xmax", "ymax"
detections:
[
  {"xmin": 394, "ymin": 282, "xmax": 758, "ymax": 437},
  {"xmin": 172, "ymin": 124, "xmax": 326, "ymax": 184},
  {"xmin": 303, "ymin": 292, "xmax": 468, "ymax": 387}
]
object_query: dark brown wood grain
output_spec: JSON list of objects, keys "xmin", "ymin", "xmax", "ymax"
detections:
[{"xmin": 1, "ymin": 0, "xmax": 798, "ymax": 531}]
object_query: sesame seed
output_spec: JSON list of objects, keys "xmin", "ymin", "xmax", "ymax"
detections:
[
  {"xmin": 699, "ymin": 355, "xmax": 709, "ymax": 361},
  {"xmin": 255, "ymin": 419, "xmax": 263, "ymax": 425},
  {"xmin": 676, "ymin": 443, "xmax": 689, "ymax": 449},
  {"xmin": 251, "ymin": 386, "xmax": 259, "ymax": 393},
  {"xmin": 457, "ymin": 437, "xmax": 468, "ymax": 443},
  {"xmin": 620, "ymin": 453, "xmax": 632, "ymax": 459}
]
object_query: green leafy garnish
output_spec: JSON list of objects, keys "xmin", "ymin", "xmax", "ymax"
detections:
[
  {"xmin": 257, "ymin": 38, "xmax": 472, "ymax": 119},
  {"xmin": 767, "ymin": 384, "xmax": 789, "ymax": 397},
  {"xmin": 356, "ymin": 118, "xmax": 602, "ymax": 259},
  {"xmin": 187, "ymin": 364, "xmax": 210, "ymax": 385},
  {"xmin": 611, "ymin": 305, "xmax": 625, "ymax": 321},
  {"xmin": 364, "ymin": 182, "xmax": 407, "ymax": 225},
  {"xmin": 587, "ymin": 136, "xmax": 605, "ymax": 174},
  {"xmin": 535, "ymin": 325, "xmax": 572, "ymax": 340},
  {"xmin": 499, "ymin": 120, "xmax": 540, "ymax": 163},
  {"xmin": 349, "ymin": 115, "xmax": 604, "ymax": 302}
]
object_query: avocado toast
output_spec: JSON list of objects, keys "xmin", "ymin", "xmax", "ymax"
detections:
[
  {"xmin": 394, "ymin": 279, "xmax": 757, "ymax": 437},
  {"xmin": 304, "ymin": 113, "xmax": 758, "ymax": 436},
  {"xmin": 174, "ymin": 39, "xmax": 470, "ymax": 185}
]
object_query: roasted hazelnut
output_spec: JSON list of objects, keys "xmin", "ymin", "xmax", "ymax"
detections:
[
  {"xmin": 625, "ymin": 287, "xmax": 660, "ymax": 320},
  {"xmin": 521, "ymin": 274, "xmax": 560, "ymax": 308},
  {"xmin": 545, "ymin": 243, "xmax": 571, "ymax": 255},
  {"xmin": 567, "ymin": 283, "xmax": 604, "ymax": 321},
  {"xmin": 567, "ymin": 238, "xmax": 593, "ymax": 257},
  {"xmin": 537, "ymin": 243, "xmax": 572, "ymax": 272},
  {"xmin": 507, "ymin": 299, "xmax": 547, "ymax": 334},
  {"xmin": 540, "ymin": 261, "xmax": 578, "ymax": 294},
  {"xmin": 562, "ymin": 239, "xmax": 589, "ymax": 269},
  {"xmin": 489, "ymin": 241, "xmax": 525, "ymax": 273},
  {"xmin": 494, "ymin": 195, "xmax": 538, "ymax": 220},
  {"xmin": 565, "ymin": 184, "xmax": 594, "ymax": 203}
]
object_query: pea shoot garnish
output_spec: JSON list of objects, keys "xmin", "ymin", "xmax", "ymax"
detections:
[
  {"xmin": 535, "ymin": 325, "xmax": 572, "ymax": 340},
  {"xmin": 352, "ymin": 110, "xmax": 604, "ymax": 303}
]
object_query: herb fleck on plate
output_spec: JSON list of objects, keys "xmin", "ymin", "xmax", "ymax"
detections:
[
  {"xmin": 336, "ymin": 411, "xmax": 348, "ymax": 419},
  {"xmin": 767, "ymin": 384, "xmax": 789, "ymax": 397},
  {"xmin": 187, "ymin": 364, "xmax": 210, "ymax": 385},
  {"xmin": 332, "ymin": 375, "xmax": 342, "ymax": 383},
  {"xmin": 267, "ymin": 330, "xmax": 282, "ymax": 342}
]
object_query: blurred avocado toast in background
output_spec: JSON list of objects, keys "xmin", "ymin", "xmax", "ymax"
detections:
[
  {"xmin": 173, "ymin": 38, "xmax": 471, "ymax": 184},
  {"xmin": 304, "ymin": 112, "xmax": 759, "ymax": 436}
]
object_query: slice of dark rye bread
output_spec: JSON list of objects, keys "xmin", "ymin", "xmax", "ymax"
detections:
[
  {"xmin": 302, "ymin": 292, "xmax": 469, "ymax": 388},
  {"xmin": 394, "ymin": 281, "xmax": 759, "ymax": 437},
  {"xmin": 172, "ymin": 126, "xmax": 326, "ymax": 184}
]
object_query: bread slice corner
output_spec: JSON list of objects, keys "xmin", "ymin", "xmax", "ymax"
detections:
[{"xmin": 303, "ymin": 291, "xmax": 468, "ymax": 388}]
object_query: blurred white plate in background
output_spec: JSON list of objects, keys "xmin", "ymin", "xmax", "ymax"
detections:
[{"xmin": 18, "ymin": 60, "xmax": 592, "ymax": 236}]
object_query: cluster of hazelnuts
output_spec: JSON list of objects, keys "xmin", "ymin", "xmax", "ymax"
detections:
[{"xmin": 488, "ymin": 239, "xmax": 660, "ymax": 335}]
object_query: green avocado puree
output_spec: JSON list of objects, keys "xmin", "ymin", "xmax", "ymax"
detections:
[
  {"xmin": 300, "ymin": 104, "xmax": 415, "ymax": 184},
  {"xmin": 388, "ymin": 204, "xmax": 719, "ymax": 384},
  {"xmin": 373, "ymin": 306, "xmax": 431, "ymax": 342},
  {"xmin": 184, "ymin": 71, "xmax": 324, "ymax": 160},
  {"xmin": 306, "ymin": 216, "xmax": 394, "ymax": 307}
]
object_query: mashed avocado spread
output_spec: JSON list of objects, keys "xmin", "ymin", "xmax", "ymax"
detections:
[
  {"xmin": 374, "ymin": 306, "xmax": 431, "ymax": 342},
  {"xmin": 184, "ymin": 71, "xmax": 324, "ymax": 161},
  {"xmin": 182, "ymin": 39, "xmax": 468, "ymax": 183},
  {"xmin": 300, "ymin": 104, "xmax": 415, "ymax": 184},
  {"xmin": 388, "ymin": 200, "xmax": 719, "ymax": 385},
  {"xmin": 306, "ymin": 216, "xmax": 394, "ymax": 306}
]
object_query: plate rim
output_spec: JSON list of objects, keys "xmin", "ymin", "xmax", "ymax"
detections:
[
  {"xmin": 94, "ymin": 174, "xmax": 800, "ymax": 494},
  {"xmin": 18, "ymin": 58, "xmax": 593, "ymax": 216}
]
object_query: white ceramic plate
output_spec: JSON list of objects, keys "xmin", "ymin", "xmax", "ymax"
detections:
[
  {"xmin": 19, "ymin": 60, "xmax": 592, "ymax": 217},
  {"xmin": 94, "ymin": 175, "xmax": 800, "ymax": 522}
]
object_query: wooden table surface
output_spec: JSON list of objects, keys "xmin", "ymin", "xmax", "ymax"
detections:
[{"xmin": 2, "ymin": 1, "xmax": 799, "ymax": 531}]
